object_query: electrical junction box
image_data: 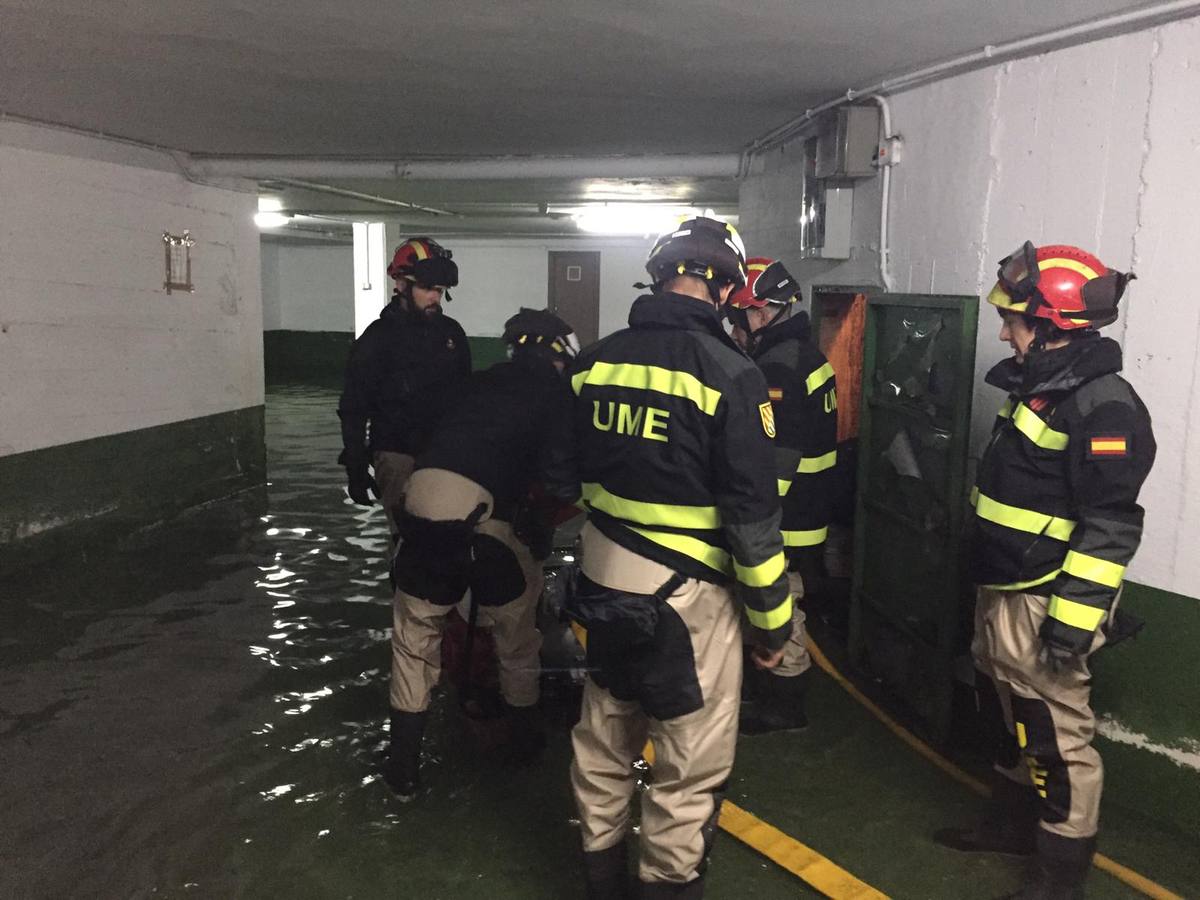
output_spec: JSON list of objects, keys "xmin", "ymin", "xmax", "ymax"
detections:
[
  {"xmin": 816, "ymin": 105, "xmax": 880, "ymax": 178},
  {"xmin": 800, "ymin": 134, "xmax": 854, "ymax": 260}
]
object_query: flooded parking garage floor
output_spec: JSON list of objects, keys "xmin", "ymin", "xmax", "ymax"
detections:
[{"xmin": 1, "ymin": 386, "xmax": 1194, "ymax": 898}]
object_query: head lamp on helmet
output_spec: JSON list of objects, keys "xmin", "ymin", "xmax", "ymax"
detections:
[
  {"xmin": 502, "ymin": 307, "xmax": 580, "ymax": 367},
  {"xmin": 988, "ymin": 241, "xmax": 1133, "ymax": 331},
  {"xmin": 388, "ymin": 237, "xmax": 460, "ymax": 300}
]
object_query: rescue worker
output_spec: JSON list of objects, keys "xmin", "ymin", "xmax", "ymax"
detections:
[
  {"xmin": 383, "ymin": 308, "xmax": 578, "ymax": 800},
  {"xmin": 546, "ymin": 218, "xmax": 793, "ymax": 899},
  {"xmin": 934, "ymin": 242, "xmax": 1155, "ymax": 899},
  {"xmin": 727, "ymin": 258, "xmax": 837, "ymax": 734},
  {"xmin": 337, "ymin": 236, "xmax": 470, "ymax": 540}
]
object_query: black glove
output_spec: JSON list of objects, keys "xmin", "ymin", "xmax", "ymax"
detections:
[
  {"xmin": 1037, "ymin": 614, "xmax": 1091, "ymax": 672},
  {"xmin": 512, "ymin": 502, "xmax": 555, "ymax": 560},
  {"xmin": 346, "ymin": 465, "xmax": 379, "ymax": 506}
]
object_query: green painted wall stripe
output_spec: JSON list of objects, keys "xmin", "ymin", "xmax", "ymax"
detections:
[{"xmin": 0, "ymin": 406, "xmax": 265, "ymax": 574}]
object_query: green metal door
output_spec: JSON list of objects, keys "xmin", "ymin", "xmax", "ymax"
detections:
[{"xmin": 849, "ymin": 292, "xmax": 978, "ymax": 743}]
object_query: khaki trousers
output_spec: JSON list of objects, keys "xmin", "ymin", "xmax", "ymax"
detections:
[
  {"xmin": 389, "ymin": 468, "xmax": 543, "ymax": 713},
  {"xmin": 770, "ymin": 571, "xmax": 811, "ymax": 678},
  {"xmin": 972, "ymin": 587, "xmax": 1110, "ymax": 839},
  {"xmin": 372, "ymin": 451, "xmax": 415, "ymax": 539},
  {"xmin": 570, "ymin": 524, "xmax": 742, "ymax": 884}
]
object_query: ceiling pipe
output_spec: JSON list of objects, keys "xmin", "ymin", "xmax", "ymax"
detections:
[
  {"xmin": 188, "ymin": 153, "xmax": 742, "ymax": 181},
  {"xmin": 745, "ymin": 0, "xmax": 1200, "ymax": 155},
  {"xmin": 266, "ymin": 178, "xmax": 458, "ymax": 216}
]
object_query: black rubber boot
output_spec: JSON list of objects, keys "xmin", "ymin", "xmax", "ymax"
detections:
[
  {"xmin": 738, "ymin": 670, "xmax": 809, "ymax": 735},
  {"xmin": 502, "ymin": 701, "xmax": 547, "ymax": 766},
  {"xmin": 998, "ymin": 831, "xmax": 1096, "ymax": 900},
  {"xmin": 583, "ymin": 842, "xmax": 630, "ymax": 900},
  {"xmin": 935, "ymin": 773, "xmax": 1039, "ymax": 856},
  {"xmin": 638, "ymin": 876, "xmax": 704, "ymax": 899},
  {"xmin": 382, "ymin": 709, "xmax": 427, "ymax": 801}
]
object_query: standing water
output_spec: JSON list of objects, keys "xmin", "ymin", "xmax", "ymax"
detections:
[{"xmin": 0, "ymin": 386, "xmax": 582, "ymax": 898}]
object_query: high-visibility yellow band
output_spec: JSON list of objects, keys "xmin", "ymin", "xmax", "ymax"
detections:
[
  {"xmin": 1016, "ymin": 721, "xmax": 1028, "ymax": 749},
  {"xmin": 1040, "ymin": 256, "xmax": 1100, "ymax": 281},
  {"xmin": 745, "ymin": 593, "xmax": 794, "ymax": 631},
  {"xmin": 1048, "ymin": 594, "xmax": 1107, "ymax": 631},
  {"xmin": 629, "ymin": 527, "xmax": 730, "ymax": 574},
  {"xmin": 777, "ymin": 478, "xmax": 792, "ymax": 497},
  {"xmin": 981, "ymin": 569, "xmax": 1061, "ymax": 592},
  {"xmin": 1012, "ymin": 403, "xmax": 1069, "ymax": 451},
  {"xmin": 805, "ymin": 362, "xmax": 834, "ymax": 395},
  {"xmin": 572, "ymin": 362, "xmax": 722, "ymax": 415},
  {"xmin": 971, "ymin": 488, "xmax": 1077, "ymax": 542},
  {"xmin": 1062, "ymin": 550, "xmax": 1125, "ymax": 589},
  {"xmin": 796, "ymin": 450, "xmax": 837, "ymax": 474},
  {"xmin": 997, "ymin": 398, "xmax": 1015, "ymax": 419},
  {"xmin": 581, "ymin": 483, "xmax": 720, "ymax": 530},
  {"xmin": 734, "ymin": 550, "xmax": 786, "ymax": 588},
  {"xmin": 782, "ymin": 526, "xmax": 828, "ymax": 547}
]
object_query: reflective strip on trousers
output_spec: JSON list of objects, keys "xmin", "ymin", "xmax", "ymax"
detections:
[{"xmin": 782, "ymin": 526, "xmax": 828, "ymax": 548}]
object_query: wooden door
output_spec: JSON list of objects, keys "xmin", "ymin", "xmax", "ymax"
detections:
[{"xmin": 548, "ymin": 251, "xmax": 600, "ymax": 348}]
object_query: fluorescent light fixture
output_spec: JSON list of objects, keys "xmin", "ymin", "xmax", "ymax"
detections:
[
  {"xmin": 571, "ymin": 203, "xmax": 696, "ymax": 236},
  {"xmin": 255, "ymin": 196, "xmax": 290, "ymax": 229}
]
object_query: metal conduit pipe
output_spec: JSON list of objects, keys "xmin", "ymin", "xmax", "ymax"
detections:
[
  {"xmin": 188, "ymin": 153, "xmax": 742, "ymax": 181},
  {"xmin": 745, "ymin": 0, "xmax": 1200, "ymax": 155}
]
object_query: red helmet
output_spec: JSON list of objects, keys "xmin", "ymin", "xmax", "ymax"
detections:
[
  {"xmin": 988, "ymin": 241, "xmax": 1133, "ymax": 330},
  {"xmin": 729, "ymin": 257, "xmax": 801, "ymax": 310},
  {"xmin": 387, "ymin": 237, "xmax": 459, "ymax": 293}
]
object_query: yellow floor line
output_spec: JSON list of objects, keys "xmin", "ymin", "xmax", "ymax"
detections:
[
  {"xmin": 573, "ymin": 620, "xmax": 888, "ymax": 897},
  {"xmin": 720, "ymin": 800, "xmax": 891, "ymax": 899},
  {"xmin": 806, "ymin": 637, "xmax": 1185, "ymax": 900}
]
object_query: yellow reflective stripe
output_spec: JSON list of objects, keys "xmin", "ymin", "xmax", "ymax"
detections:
[
  {"xmin": 581, "ymin": 483, "xmax": 720, "ymax": 530},
  {"xmin": 571, "ymin": 362, "xmax": 722, "ymax": 415},
  {"xmin": 745, "ymin": 593, "xmax": 794, "ymax": 631},
  {"xmin": 629, "ymin": 527, "xmax": 730, "ymax": 573},
  {"xmin": 988, "ymin": 283, "xmax": 1028, "ymax": 312},
  {"xmin": 997, "ymin": 398, "xmax": 1015, "ymax": 419},
  {"xmin": 1015, "ymin": 721, "xmax": 1028, "ymax": 749},
  {"xmin": 805, "ymin": 362, "xmax": 834, "ymax": 395},
  {"xmin": 796, "ymin": 450, "xmax": 837, "ymax": 474},
  {"xmin": 971, "ymin": 489, "xmax": 1077, "ymax": 542},
  {"xmin": 1011, "ymin": 403, "xmax": 1069, "ymax": 451},
  {"xmin": 1062, "ymin": 550, "xmax": 1125, "ymax": 589},
  {"xmin": 782, "ymin": 526, "xmax": 828, "ymax": 547},
  {"xmin": 777, "ymin": 478, "xmax": 793, "ymax": 497},
  {"xmin": 981, "ymin": 569, "xmax": 1061, "ymax": 592},
  {"xmin": 1039, "ymin": 256, "xmax": 1099, "ymax": 281},
  {"xmin": 1048, "ymin": 594, "xmax": 1106, "ymax": 631},
  {"xmin": 734, "ymin": 551, "xmax": 786, "ymax": 588}
]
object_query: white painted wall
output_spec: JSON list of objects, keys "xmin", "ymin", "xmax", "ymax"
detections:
[
  {"xmin": 260, "ymin": 240, "xmax": 354, "ymax": 332},
  {"xmin": 0, "ymin": 120, "xmax": 263, "ymax": 457},
  {"xmin": 382, "ymin": 228, "xmax": 653, "ymax": 340},
  {"xmin": 737, "ymin": 17, "xmax": 1200, "ymax": 596}
]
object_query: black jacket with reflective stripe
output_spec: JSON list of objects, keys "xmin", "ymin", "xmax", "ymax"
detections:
[
  {"xmin": 337, "ymin": 298, "xmax": 471, "ymax": 461},
  {"xmin": 415, "ymin": 358, "xmax": 573, "ymax": 520},
  {"xmin": 752, "ymin": 312, "xmax": 838, "ymax": 556},
  {"xmin": 547, "ymin": 292, "xmax": 793, "ymax": 650},
  {"xmin": 971, "ymin": 335, "xmax": 1155, "ymax": 648}
]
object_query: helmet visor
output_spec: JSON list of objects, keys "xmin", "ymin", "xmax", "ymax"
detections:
[
  {"xmin": 996, "ymin": 241, "xmax": 1039, "ymax": 301},
  {"xmin": 411, "ymin": 256, "xmax": 459, "ymax": 289}
]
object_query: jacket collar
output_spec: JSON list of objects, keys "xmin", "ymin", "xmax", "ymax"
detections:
[
  {"xmin": 985, "ymin": 333, "xmax": 1123, "ymax": 397},
  {"xmin": 628, "ymin": 292, "xmax": 744, "ymax": 354},
  {"xmin": 753, "ymin": 310, "xmax": 812, "ymax": 357}
]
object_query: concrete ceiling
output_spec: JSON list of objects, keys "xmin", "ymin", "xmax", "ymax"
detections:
[{"xmin": 0, "ymin": 0, "xmax": 1169, "ymax": 232}]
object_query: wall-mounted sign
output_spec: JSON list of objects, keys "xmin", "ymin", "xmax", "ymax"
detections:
[{"xmin": 163, "ymin": 231, "xmax": 195, "ymax": 294}]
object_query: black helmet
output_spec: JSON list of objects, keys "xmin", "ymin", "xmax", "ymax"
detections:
[
  {"xmin": 645, "ymin": 217, "xmax": 748, "ymax": 290},
  {"xmin": 502, "ymin": 307, "xmax": 581, "ymax": 364}
]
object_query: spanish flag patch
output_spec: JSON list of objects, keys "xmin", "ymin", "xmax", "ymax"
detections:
[
  {"xmin": 1088, "ymin": 435, "xmax": 1129, "ymax": 458},
  {"xmin": 767, "ymin": 387, "xmax": 784, "ymax": 402}
]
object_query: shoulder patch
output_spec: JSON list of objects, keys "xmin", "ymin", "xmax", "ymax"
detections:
[
  {"xmin": 759, "ymin": 401, "xmax": 777, "ymax": 439},
  {"xmin": 1088, "ymin": 434, "xmax": 1130, "ymax": 458}
]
